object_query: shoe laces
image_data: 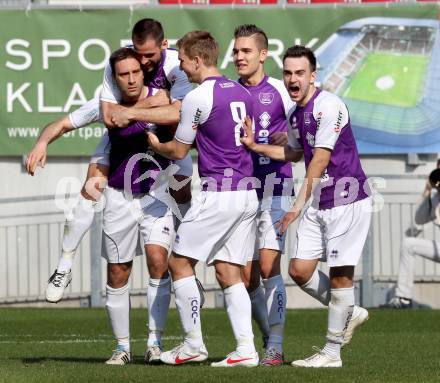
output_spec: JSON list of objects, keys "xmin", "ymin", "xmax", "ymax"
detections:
[
  {"xmin": 148, "ymin": 344, "xmax": 162, "ymax": 355},
  {"xmin": 49, "ymin": 271, "xmax": 66, "ymax": 287},
  {"xmin": 306, "ymin": 346, "xmax": 326, "ymax": 362}
]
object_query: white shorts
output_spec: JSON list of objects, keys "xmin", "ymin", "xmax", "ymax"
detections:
[
  {"xmin": 102, "ymin": 187, "xmax": 174, "ymax": 264},
  {"xmin": 249, "ymin": 196, "xmax": 293, "ymax": 261},
  {"xmin": 90, "ymin": 132, "xmax": 193, "ymax": 178},
  {"xmin": 293, "ymin": 197, "xmax": 372, "ymax": 267},
  {"xmin": 174, "ymin": 190, "xmax": 258, "ymax": 266}
]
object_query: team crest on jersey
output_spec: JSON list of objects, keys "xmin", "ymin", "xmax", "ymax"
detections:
[
  {"xmin": 192, "ymin": 108, "xmax": 202, "ymax": 130},
  {"xmin": 304, "ymin": 112, "xmax": 312, "ymax": 126},
  {"xmin": 259, "ymin": 92, "xmax": 274, "ymax": 105}
]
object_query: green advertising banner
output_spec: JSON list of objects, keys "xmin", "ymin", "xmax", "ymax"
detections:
[{"xmin": 0, "ymin": 5, "xmax": 438, "ymax": 156}]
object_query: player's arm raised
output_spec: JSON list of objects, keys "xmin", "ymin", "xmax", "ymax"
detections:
[
  {"xmin": 241, "ymin": 116, "xmax": 303, "ymax": 162},
  {"xmin": 26, "ymin": 116, "xmax": 74, "ymax": 176}
]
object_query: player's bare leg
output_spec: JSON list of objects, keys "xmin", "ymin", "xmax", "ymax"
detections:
[
  {"xmin": 105, "ymin": 261, "xmax": 133, "ymax": 365},
  {"xmin": 211, "ymin": 261, "xmax": 258, "ymax": 368},
  {"xmin": 46, "ymin": 163, "xmax": 108, "ymax": 303},
  {"xmin": 241, "ymin": 260, "xmax": 270, "ymax": 353},
  {"xmin": 160, "ymin": 254, "xmax": 208, "ymax": 365},
  {"xmin": 259, "ymin": 249, "xmax": 286, "ymax": 366},
  {"xmin": 144, "ymin": 244, "xmax": 171, "ymax": 364}
]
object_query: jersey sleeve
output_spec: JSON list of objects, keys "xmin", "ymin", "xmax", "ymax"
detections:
[
  {"xmin": 314, "ymin": 95, "xmax": 349, "ymax": 150},
  {"xmin": 68, "ymin": 97, "xmax": 101, "ymax": 129},
  {"xmin": 174, "ymin": 88, "xmax": 209, "ymax": 145},
  {"xmin": 99, "ymin": 62, "xmax": 122, "ymax": 104},
  {"xmin": 168, "ymin": 66, "xmax": 193, "ymax": 102}
]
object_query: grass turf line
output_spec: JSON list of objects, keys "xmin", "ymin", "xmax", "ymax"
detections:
[{"xmin": 0, "ymin": 308, "xmax": 439, "ymax": 383}]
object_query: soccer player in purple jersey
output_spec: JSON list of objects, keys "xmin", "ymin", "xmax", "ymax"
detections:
[
  {"xmin": 233, "ymin": 24, "xmax": 295, "ymax": 366},
  {"xmin": 241, "ymin": 45, "xmax": 371, "ymax": 368},
  {"xmin": 147, "ymin": 31, "xmax": 260, "ymax": 368},
  {"xmin": 100, "ymin": 48, "xmax": 175, "ymax": 366}
]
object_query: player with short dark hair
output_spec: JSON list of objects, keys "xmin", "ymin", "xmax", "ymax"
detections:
[{"xmin": 241, "ymin": 45, "xmax": 371, "ymax": 368}]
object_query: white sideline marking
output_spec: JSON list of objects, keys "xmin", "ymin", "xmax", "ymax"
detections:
[{"xmin": 0, "ymin": 335, "xmax": 182, "ymax": 345}]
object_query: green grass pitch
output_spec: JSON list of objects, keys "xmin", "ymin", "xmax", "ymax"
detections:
[
  {"xmin": 343, "ymin": 53, "xmax": 428, "ymax": 108},
  {"xmin": 0, "ymin": 308, "xmax": 439, "ymax": 383}
]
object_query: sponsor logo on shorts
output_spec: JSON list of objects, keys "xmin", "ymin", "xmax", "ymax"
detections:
[
  {"xmin": 259, "ymin": 92, "xmax": 274, "ymax": 105},
  {"xmin": 175, "ymin": 234, "xmax": 180, "ymax": 244},
  {"xmin": 162, "ymin": 226, "xmax": 170, "ymax": 235},
  {"xmin": 330, "ymin": 249, "xmax": 339, "ymax": 259}
]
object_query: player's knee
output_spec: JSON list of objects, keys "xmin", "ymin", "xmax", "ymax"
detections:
[
  {"xmin": 107, "ymin": 264, "xmax": 130, "ymax": 288},
  {"xmin": 288, "ymin": 264, "xmax": 309, "ymax": 286}
]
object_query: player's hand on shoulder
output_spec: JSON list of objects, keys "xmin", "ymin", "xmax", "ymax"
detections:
[
  {"xmin": 240, "ymin": 116, "xmax": 255, "ymax": 149},
  {"xmin": 270, "ymin": 132, "xmax": 288, "ymax": 146},
  {"xmin": 26, "ymin": 142, "xmax": 47, "ymax": 176}
]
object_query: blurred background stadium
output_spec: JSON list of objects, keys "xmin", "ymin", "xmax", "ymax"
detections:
[{"xmin": 0, "ymin": 0, "xmax": 440, "ymax": 312}]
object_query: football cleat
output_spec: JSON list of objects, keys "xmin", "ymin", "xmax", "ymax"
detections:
[
  {"xmin": 291, "ymin": 347, "xmax": 342, "ymax": 368},
  {"xmin": 160, "ymin": 343, "xmax": 208, "ymax": 365},
  {"xmin": 342, "ymin": 306, "xmax": 369, "ymax": 347},
  {"xmin": 211, "ymin": 351, "xmax": 259, "ymax": 368},
  {"xmin": 105, "ymin": 348, "xmax": 131, "ymax": 365},
  {"xmin": 144, "ymin": 344, "xmax": 162, "ymax": 364},
  {"xmin": 386, "ymin": 296, "xmax": 412, "ymax": 309},
  {"xmin": 46, "ymin": 269, "xmax": 72, "ymax": 303},
  {"xmin": 260, "ymin": 347, "xmax": 284, "ymax": 366}
]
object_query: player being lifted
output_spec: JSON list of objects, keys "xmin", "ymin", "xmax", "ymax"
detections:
[
  {"xmin": 241, "ymin": 45, "xmax": 370, "ymax": 368},
  {"xmin": 147, "ymin": 31, "xmax": 260, "ymax": 367},
  {"xmin": 233, "ymin": 24, "xmax": 295, "ymax": 366},
  {"xmin": 26, "ymin": 18, "xmax": 193, "ymax": 305},
  {"xmin": 27, "ymin": 48, "xmax": 178, "ymax": 364}
]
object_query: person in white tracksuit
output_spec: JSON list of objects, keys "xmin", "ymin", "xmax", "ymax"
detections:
[{"xmin": 387, "ymin": 166, "xmax": 440, "ymax": 309}]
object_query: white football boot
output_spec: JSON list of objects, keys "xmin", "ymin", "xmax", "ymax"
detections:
[
  {"xmin": 46, "ymin": 269, "xmax": 72, "ymax": 303},
  {"xmin": 105, "ymin": 348, "xmax": 131, "ymax": 365},
  {"xmin": 160, "ymin": 343, "xmax": 208, "ymax": 365},
  {"xmin": 211, "ymin": 350, "xmax": 259, "ymax": 368},
  {"xmin": 291, "ymin": 347, "xmax": 342, "ymax": 368},
  {"xmin": 144, "ymin": 344, "xmax": 162, "ymax": 364}
]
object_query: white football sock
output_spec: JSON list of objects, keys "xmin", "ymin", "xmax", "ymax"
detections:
[
  {"xmin": 173, "ymin": 275, "xmax": 203, "ymax": 351},
  {"xmin": 300, "ymin": 268, "xmax": 330, "ymax": 306},
  {"xmin": 263, "ymin": 275, "xmax": 286, "ymax": 353},
  {"xmin": 106, "ymin": 284, "xmax": 130, "ymax": 352},
  {"xmin": 59, "ymin": 195, "xmax": 96, "ymax": 272},
  {"xmin": 224, "ymin": 282, "xmax": 256, "ymax": 355},
  {"xmin": 249, "ymin": 285, "xmax": 270, "ymax": 339},
  {"xmin": 323, "ymin": 287, "xmax": 355, "ymax": 360},
  {"xmin": 147, "ymin": 275, "xmax": 171, "ymax": 347}
]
